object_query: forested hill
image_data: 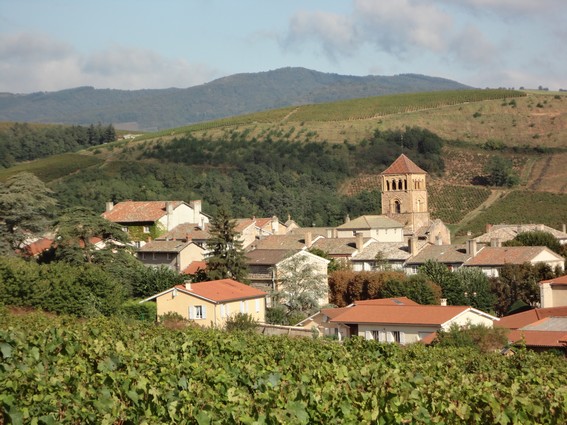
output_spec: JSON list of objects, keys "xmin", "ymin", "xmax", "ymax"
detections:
[{"xmin": 0, "ymin": 68, "xmax": 470, "ymax": 131}]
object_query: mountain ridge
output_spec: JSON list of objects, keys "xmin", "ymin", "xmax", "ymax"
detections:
[{"xmin": 0, "ymin": 67, "xmax": 471, "ymax": 131}]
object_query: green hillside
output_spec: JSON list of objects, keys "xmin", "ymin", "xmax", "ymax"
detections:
[{"xmin": 2, "ymin": 89, "xmax": 567, "ymax": 233}]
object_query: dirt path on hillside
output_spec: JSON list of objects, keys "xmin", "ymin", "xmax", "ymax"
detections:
[{"xmin": 457, "ymin": 189, "xmax": 508, "ymax": 227}]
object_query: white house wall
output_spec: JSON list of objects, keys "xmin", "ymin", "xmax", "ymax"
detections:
[{"xmin": 357, "ymin": 324, "xmax": 439, "ymax": 345}]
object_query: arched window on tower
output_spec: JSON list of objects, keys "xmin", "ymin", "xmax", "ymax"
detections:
[
  {"xmin": 404, "ymin": 179, "xmax": 407, "ymax": 190},
  {"xmin": 394, "ymin": 200, "xmax": 401, "ymax": 214},
  {"xmin": 386, "ymin": 180, "xmax": 390, "ymax": 191},
  {"xmin": 392, "ymin": 180, "xmax": 397, "ymax": 190}
]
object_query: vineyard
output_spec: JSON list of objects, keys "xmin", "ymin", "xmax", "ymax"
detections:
[
  {"xmin": 428, "ymin": 183, "xmax": 492, "ymax": 224},
  {"xmin": 2, "ymin": 311, "xmax": 567, "ymax": 424},
  {"xmin": 0, "ymin": 154, "xmax": 102, "ymax": 183},
  {"xmin": 456, "ymin": 190, "xmax": 567, "ymax": 236},
  {"xmin": 285, "ymin": 89, "xmax": 525, "ymax": 123}
]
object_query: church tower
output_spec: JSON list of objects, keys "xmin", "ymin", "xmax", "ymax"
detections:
[{"xmin": 380, "ymin": 154, "xmax": 430, "ymax": 233}]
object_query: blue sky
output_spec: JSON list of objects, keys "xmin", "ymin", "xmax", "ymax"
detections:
[{"xmin": 1, "ymin": 0, "xmax": 565, "ymax": 93}]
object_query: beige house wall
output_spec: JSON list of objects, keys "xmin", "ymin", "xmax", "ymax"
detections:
[
  {"xmin": 540, "ymin": 284, "xmax": 567, "ymax": 308},
  {"xmin": 156, "ymin": 291, "xmax": 266, "ymax": 328},
  {"xmin": 531, "ymin": 251, "xmax": 565, "ymax": 272},
  {"xmin": 446, "ymin": 310, "xmax": 495, "ymax": 328},
  {"xmin": 178, "ymin": 243, "xmax": 205, "ymax": 271}
]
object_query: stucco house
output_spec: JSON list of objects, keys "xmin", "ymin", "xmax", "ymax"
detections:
[
  {"xmin": 141, "ymin": 279, "xmax": 267, "ymax": 327},
  {"xmin": 539, "ymin": 275, "xmax": 567, "ymax": 308},
  {"xmin": 463, "ymin": 245, "xmax": 565, "ymax": 278},
  {"xmin": 328, "ymin": 301, "xmax": 498, "ymax": 343},
  {"xmin": 297, "ymin": 297, "xmax": 420, "ymax": 339},
  {"xmin": 102, "ymin": 200, "xmax": 209, "ymax": 246},
  {"xmin": 245, "ymin": 249, "xmax": 330, "ymax": 306},
  {"xmin": 137, "ymin": 239, "xmax": 206, "ymax": 273},
  {"xmin": 404, "ymin": 241, "xmax": 474, "ymax": 274},
  {"xmin": 476, "ymin": 224, "xmax": 567, "ymax": 246},
  {"xmin": 335, "ymin": 215, "xmax": 405, "ymax": 242}
]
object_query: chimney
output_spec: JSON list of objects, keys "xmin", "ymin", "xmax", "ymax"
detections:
[
  {"xmin": 485, "ymin": 224, "xmax": 493, "ymax": 233},
  {"xmin": 563, "ymin": 224, "xmax": 566, "ymax": 234},
  {"xmin": 345, "ymin": 214, "xmax": 350, "ymax": 223},
  {"xmin": 467, "ymin": 231, "xmax": 472, "ymax": 237},
  {"xmin": 326, "ymin": 228, "xmax": 333, "ymax": 238},
  {"xmin": 435, "ymin": 235, "xmax": 442, "ymax": 246},
  {"xmin": 184, "ymin": 281, "xmax": 192, "ymax": 290},
  {"xmin": 271, "ymin": 215, "xmax": 279, "ymax": 234},
  {"xmin": 408, "ymin": 235, "xmax": 418, "ymax": 256},
  {"xmin": 185, "ymin": 233, "xmax": 192, "ymax": 243},
  {"xmin": 333, "ymin": 228, "xmax": 338, "ymax": 238},
  {"xmin": 355, "ymin": 232, "xmax": 364, "ymax": 251},
  {"xmin": 305, "ymin": 231, "xmax": 313, "ymax": 248},
  {"xmin": 190, "ymin": 200, "xmax": 202, "ymax": 222},
  {"xmin": 440, "ymin": 298, "xmax": 447, "ymax": 306},
  {"xmin": 105, "ymin": 201, "xmax": 114, "ymax": 212},
  {"xmin": 490, "ymin": 237, "xmax": 500, "ymax": 248},
  {"xmin": 165, "ymin": 201, "xmax": 173, "ymax": 215},
  {"xmin": 467, "ymin": 239, "xmax": 478, "ymax": 257}
]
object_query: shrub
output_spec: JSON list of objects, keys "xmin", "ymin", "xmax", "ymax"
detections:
[
  {"xmin": 432, "ymin": 323, "xmax": 509, "ymax": 353},
  {"xmin": 224, "ymin": 313, "xmax": 258, "ymax": 332},
  {"xmin": 120, "ymin": 300, "xmax": 157, "ymax": 322}
]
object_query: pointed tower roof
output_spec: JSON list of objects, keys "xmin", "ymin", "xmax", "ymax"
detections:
[{"xmin": 381, "ymin": 154, "xmax": 427, "ymax": 175}]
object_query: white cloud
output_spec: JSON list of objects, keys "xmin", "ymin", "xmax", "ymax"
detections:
[
  {"xmin": 0, "ymin": 33, "xmax": 218, "ymax": 93},
  {"xmin": 283, "ymin": 10, "xmax": 357, "ymax": 60}
]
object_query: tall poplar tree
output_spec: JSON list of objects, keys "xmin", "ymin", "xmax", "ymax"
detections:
[{"xmin": 204, "ymin": 209, "xmax": 248, "ymax": 282}]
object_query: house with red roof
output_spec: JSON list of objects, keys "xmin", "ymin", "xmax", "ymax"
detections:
[
  {"xmin": 296, "ymin": 297, "xmax": 420, "ymax": 338},
  {"xmin": 141, "ymin": 279, "xmax": 267, "ymax": 327},
  {"xmin": 462, "ymin": 244, "xmax": 564, "ymax": 278},
  {"xmin": 311, "ymin": 299, "xmax": 498, "ymax": 343},
  {"xmin": 137, "ymin": 239, "xmax": 206, "ymax": 273},
  {"xmin": 496, "ymin": 306, "xmax": 567, "ymax": 353},
  {"xmin": 539, "ymin": 274, "xmax": 567, "ymax": 308},
  {"xmin": 102, "ymin": 200, "xmax": 209, "ymax": 245}
]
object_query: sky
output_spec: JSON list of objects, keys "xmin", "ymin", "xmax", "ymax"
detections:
[{"xmin": 1, "ymin": 0, "xmax": 565, "ymax": 93}]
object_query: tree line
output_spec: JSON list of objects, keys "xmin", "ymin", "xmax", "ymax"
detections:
[{"xmin": 0, "ymin": 122, "xmax": 115, "ymax": 168}]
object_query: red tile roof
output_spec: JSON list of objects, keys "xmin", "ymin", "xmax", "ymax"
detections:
[
  {"xmin": 24, "ymin": 238, "xmax": 54, "ymax": 256},
  {"xmin": 496, "ymin": 306, "xmax": 567, "ymax": 330},
  {"xmin": 176, "ymin": 279, "xmax": 266, "ymax": 302},
  {"xmin": 102, "ymin": 201, "xmax": 183, "ymax": 223},
  {"xmin": 508, "ymin": 330, "xmax": 567, "ymax": 348},
  {"xmin": 182, "ymin": 261, "xmax": 207, "ymax": 275},
  {"xmin": 381, "ymin": 154, "xmax": 427, "ymax": 175},
  {"xmin": 464, "ymin": 246, "xmax": 562, "ymax": 267},
  {"xmin": 540, "ymin": 274, "xmax": 567, "ymax": 286},
  {"xmin": 330, "ymin": 305, "xmax": 470, "ymax": 326},
  {"xmin": 354, "ymin": 297, "xmax": 420, "ymax": 306}
]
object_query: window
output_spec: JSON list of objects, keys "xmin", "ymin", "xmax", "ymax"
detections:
[
  {"xmin": 240, "ymin": 301, "xmax": 248, "ymax": 313},
  {"xmin": 189, "ymin": 305, "xmax": 206, "ymax": 320},
  {"xmin": 143, "ymin": 226, "xmax": 150, "ymax": 233},
  {"xmin": 392, "ymin": 331, "xmax": 401, "ymax": 343},
  {"xmin": 255, "ymin": 299, "xmax": 261, "ymax": 313},
  {"xmin": 220, "ymin": 304, "xmax": 226, "ymax": 318}
]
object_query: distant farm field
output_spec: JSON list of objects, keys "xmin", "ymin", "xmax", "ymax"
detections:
[{"xmin": 0, "ymin": 153, "xmax": 103, "ymax": 182}]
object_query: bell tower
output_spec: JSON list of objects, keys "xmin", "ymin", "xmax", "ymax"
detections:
[{"xmin": 380, "ymin": 154, "xmax": 430, "ymax": 233}]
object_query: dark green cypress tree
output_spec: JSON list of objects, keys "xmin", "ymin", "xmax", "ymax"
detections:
[{"xmin": 205, "ymin": 209, "xmax": 249, "ymax": 283}]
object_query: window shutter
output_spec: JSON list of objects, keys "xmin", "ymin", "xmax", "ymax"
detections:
[
  {"xmin": 400, "ymin": 332, "xmax": 406, "ymax": 345},
  {"xmin": 386, "ymin": 332, "xmax": 393, "ymax": 343},
  {"xmin": 240, "ymin": 301, "xmax": 244, "ymax": 313},
  {"xmin": 379, "ymin": 331, "xmax": 386, "ymax": 342},
  {"xmin": 255, "ymin": 299, "xmax": 260, "ymax": 313},
  {"xmin": 202, "ymin": 306, "xmax": 207, "ymax": 319},
  {"xmin": 189, "ymin": 306, "xmax": 195, "ymax": 320},
  {"xmin": 220, "ymin": 304, "xmax": 225, "ymax": 318},
  {"xmin": 365, "ymin": 331, "xmax": 372, "ymax": 340},
  {"xmin": 226, "ymin": 304, "xmax": 230, "ymax": 316}
]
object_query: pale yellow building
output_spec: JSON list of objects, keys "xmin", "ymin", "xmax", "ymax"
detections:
[{"xmin": 141, "ymin": 279, "xmax": 267, "ymax": 328}]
